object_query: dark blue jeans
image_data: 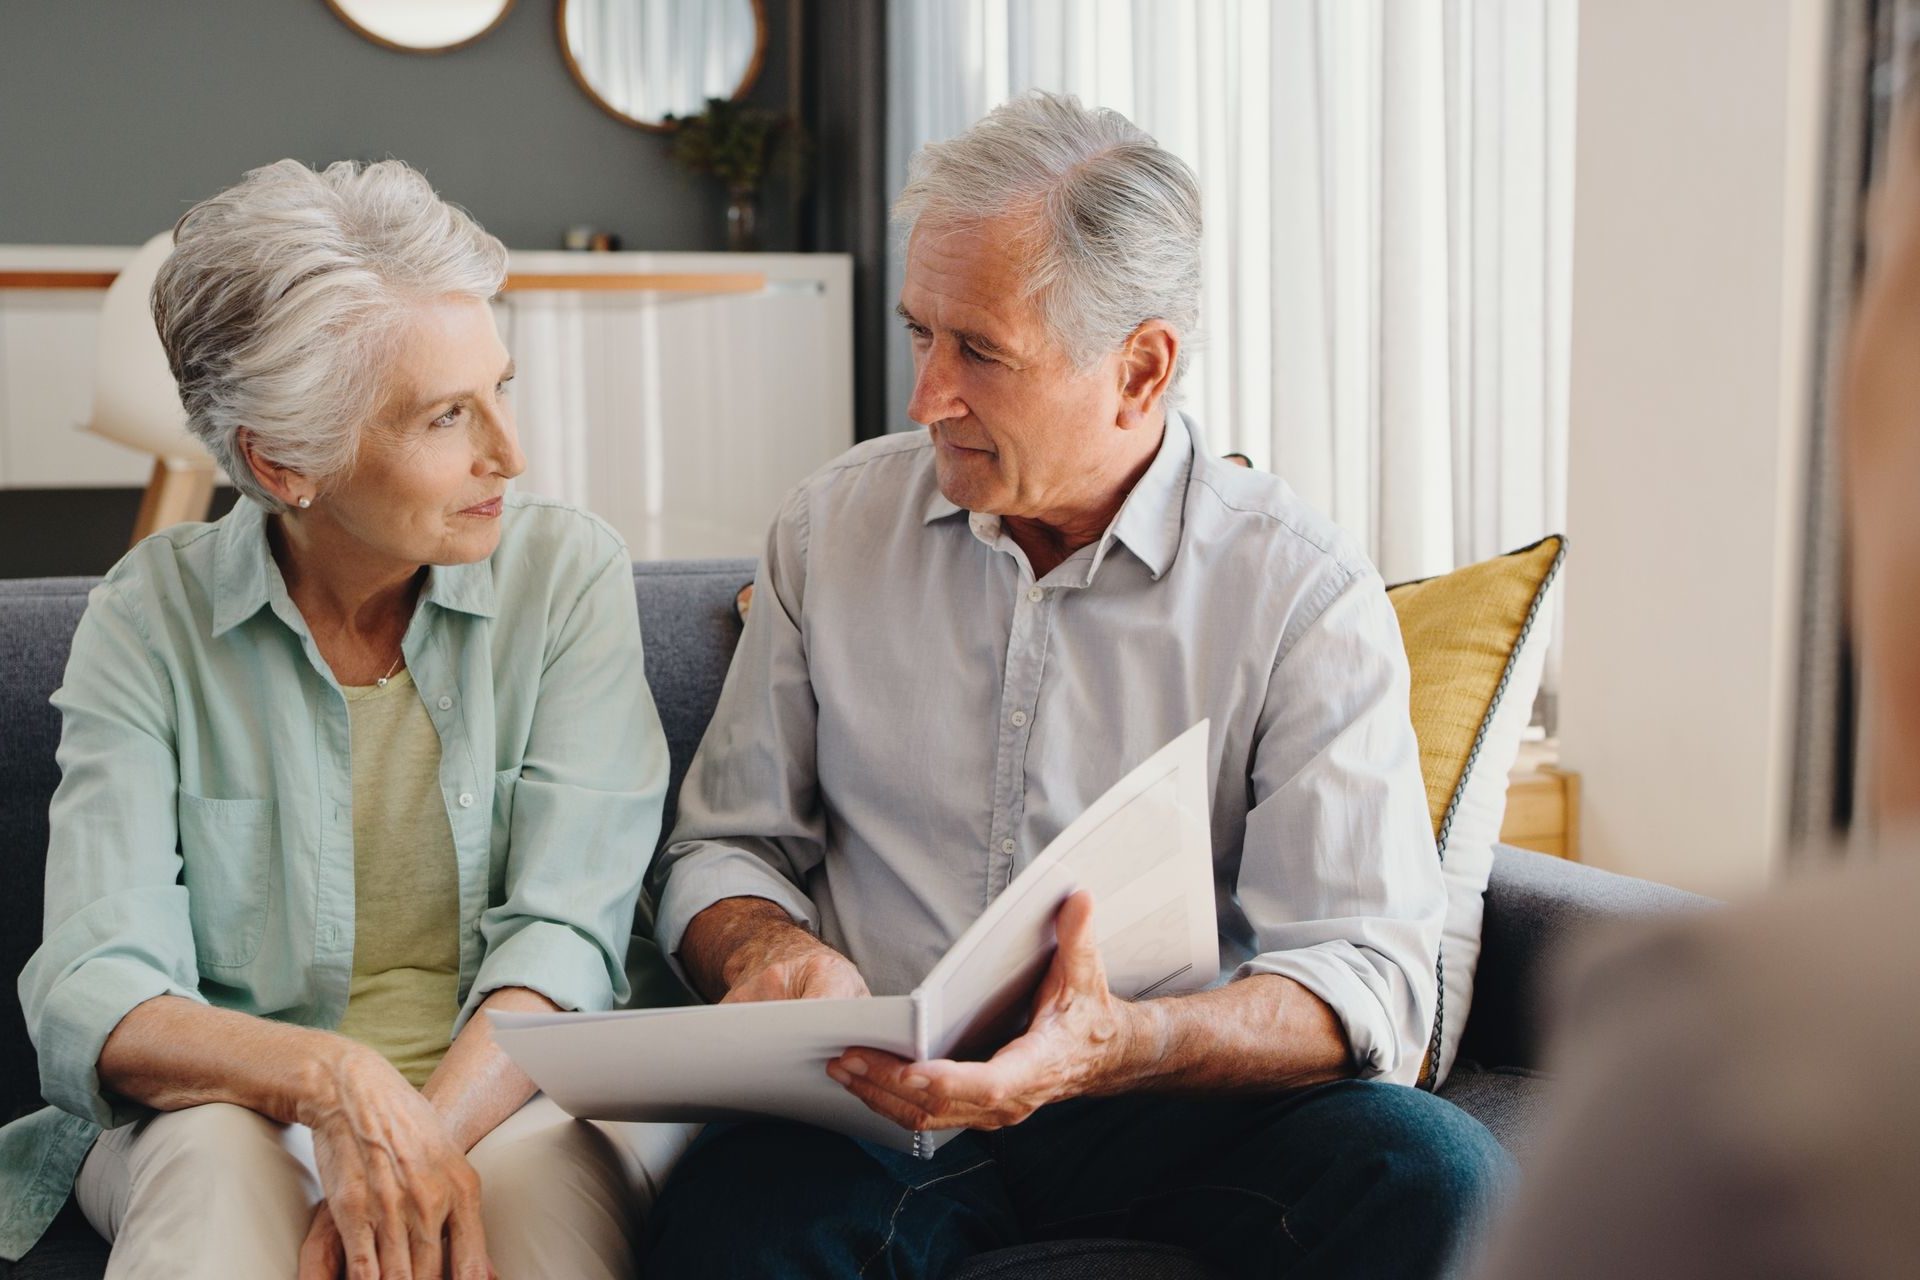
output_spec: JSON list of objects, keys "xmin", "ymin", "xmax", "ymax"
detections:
[{"xmin": 642, "ymin": 1080, "xmax": 1513, "ymax": 1278}]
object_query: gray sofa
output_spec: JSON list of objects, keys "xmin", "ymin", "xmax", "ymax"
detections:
[{"xmin": 0, "ymin": 561, "xmax": 1708, "ymax": 1279}]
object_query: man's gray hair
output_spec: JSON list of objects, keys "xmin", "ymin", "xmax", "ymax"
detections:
[
  {"xmin": 152, "ymin": 158, "xmax": 507, "ymax": 512},
  {"xmin": 894, "ymin": 91, "xmax": 1202, "ymax": 390}
]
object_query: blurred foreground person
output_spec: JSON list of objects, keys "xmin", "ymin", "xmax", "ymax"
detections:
[{"xmin": 1475, "ymin": 98, "xmax": 1920, "ymax": 1280}]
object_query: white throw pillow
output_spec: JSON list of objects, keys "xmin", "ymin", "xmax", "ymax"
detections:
[{"xmin": 1425, "ymin": 576, "xmax": 1557, "ymax": 1086}]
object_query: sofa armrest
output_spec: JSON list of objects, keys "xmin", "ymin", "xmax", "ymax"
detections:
[{"xmin": 1458, "ymin": 844, "xmax": 1714, "ymax": 1072}]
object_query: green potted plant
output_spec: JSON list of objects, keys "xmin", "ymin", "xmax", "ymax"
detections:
[{"xmin": 665, "ymin": 97, "xmax": 810, "ymax": 252}]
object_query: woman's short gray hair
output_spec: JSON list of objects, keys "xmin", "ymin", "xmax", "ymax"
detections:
[
  {"xmin": 893, "ymin": 91, "xmax": 1202, "ymax": 392},
  {"xmin": 152, "ymin": 158, "xmax": 507, "ymax": 512}
]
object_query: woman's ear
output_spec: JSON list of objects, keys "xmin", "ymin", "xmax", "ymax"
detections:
[
  {"xmin": 235, "ymin": 429, "xmax": 312, "ymax": 509},
  {"xmin": 1116, "ymin": 321, "xmax": 1179, "ymax": 429}
]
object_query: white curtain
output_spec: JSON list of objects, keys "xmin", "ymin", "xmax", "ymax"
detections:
[{"xmin": 886, "ymin": 0, "xmax": 1577, "ymax": 588}]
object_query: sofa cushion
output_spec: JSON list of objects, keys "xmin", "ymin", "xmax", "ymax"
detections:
[
  {"xmin": 0, "ymin": 579, "xmax": 94, "ymax": 1129},
  {"xmin": 1435, "ymin": 1061, "xmax": 1552, "ymax": 1163},
  {"xmin": 1463, "ymin": 845, "xmax": 1712, "ymax": 1072},
  {"xmin": 1387, "ymin": 536, "xmax": 1566, "ymax": 1089},
  {"xmin": 0, "ymin": 1202, "xmax": 105, "ymax": 1279},
  {"xmin": 629, "ymin": 559, "xmax": 755, "ymax": 843}
]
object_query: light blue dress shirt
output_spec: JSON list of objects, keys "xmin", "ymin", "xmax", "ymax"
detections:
[
  {"xmin": 1, "ymin": 494, "xmax": 667, "ymax": 1260},
  {"xmin": 656, "ymin": 412, "xmax": 1445, "ymax": 1086}
]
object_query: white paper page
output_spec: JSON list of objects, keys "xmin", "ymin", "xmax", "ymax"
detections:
[
  {"xmin": 488, "ymin": 723, "xmax": 1217, "ymax": 1160},
  {"xmin": 917, "ymin": 721, "xmax": 1218, "ymax": 1062},
  {"xmin": 489, "ymin": 995, "xmax": 923, "ymax": 1153}
]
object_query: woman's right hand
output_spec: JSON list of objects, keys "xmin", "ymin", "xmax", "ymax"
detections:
[{"xmin": 293, "ymin": 1040, "xmax": 492, "ymax": 1280}]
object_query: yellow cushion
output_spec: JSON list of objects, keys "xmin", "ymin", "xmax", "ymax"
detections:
[
  {"xmin": 1388, "ymin": 534, "xmax": 1566, "ymax": 1090},
  {"xmin": 1388, "ymin": 535, "xmax": 1567, "ymax": 839}
]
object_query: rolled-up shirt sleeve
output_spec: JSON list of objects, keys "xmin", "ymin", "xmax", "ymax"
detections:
[
  {"xmin": 458, "ymin": 545, "xmax": 667, "ymax": 1032},
  {"xmin": 653, "ymin": 489, "xmax": 828, "ymax": 979},
  {"xmin": 1234, "ymin": 570, "xmax": 1445, "ymax": 1084},
  {"xmin": 20, "ymin": 583, "xmax": 206, "ymax": 1128}
]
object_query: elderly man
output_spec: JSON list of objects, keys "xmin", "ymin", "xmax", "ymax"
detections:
[{"xmin": 646, "ymin": 92, "xmax": 1508, "ymax": 1278}]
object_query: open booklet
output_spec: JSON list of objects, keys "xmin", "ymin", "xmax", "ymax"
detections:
[{"xmin": 490, "ymin": 720, "xmax": 1218, "ymax": 1158}]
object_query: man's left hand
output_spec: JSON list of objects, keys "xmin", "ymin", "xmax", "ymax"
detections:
[{"xmin": 827, "ymin": 891, "xmax": 1155, "ymax": 1131}]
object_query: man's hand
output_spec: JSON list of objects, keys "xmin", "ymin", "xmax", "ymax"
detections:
[
  {"xmin": 722, "ymin": 928, "xmax": 872, "ymax": 1004},
  {"xmin": 827, "ymin": 891, "xmax": 1150, "ymax": 1131},
  {"xmin": 682, "ymin": 895, "xmax": 871, "ymax": 1004}
]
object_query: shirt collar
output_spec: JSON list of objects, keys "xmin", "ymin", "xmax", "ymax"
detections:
[
  {"xmin": 1104, "ymin": 411, "xmax": 1192, "ymax": 581},
  {"xmin": 921, "ymin": 477, "xmax": 964, "ymax": 525},
  {"xmin": 211, "ymin": 496, "xmax": 498, "ymax": 638},
  {"xmin": 918, "ymin": 410, "xmax": 1194, "ymax": 583},
  {"xmin": 211, "ymin": 498, "xmax": 273, "ymax": 637}
]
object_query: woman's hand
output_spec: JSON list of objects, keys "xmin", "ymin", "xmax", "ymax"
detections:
[
  {"xmin": 296, "ymin": 1203, "xmax": 345, "ymax": 1279},
  {"xmin": 294, "ymin": 1040, "xmax": 492, "ymax": 1280}
]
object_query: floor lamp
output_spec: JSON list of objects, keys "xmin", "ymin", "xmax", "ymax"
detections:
[{"xmin": 86, "ymin": 232, "xmax": 219, "ymax": 545}]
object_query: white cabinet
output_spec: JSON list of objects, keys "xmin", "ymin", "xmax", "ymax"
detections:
[
  {"xmin": 0, "ymin": 245, "xmax": 155, "ymax": 488},
  {"xmin": 499, "ymin": 251, "xmax": 853, "ymax": 560},
  {"xmin": 0, "ymin": 248, "xmax": 855, "ymax": 561}
]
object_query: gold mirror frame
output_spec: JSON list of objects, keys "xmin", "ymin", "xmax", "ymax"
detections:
[
  {"xmin": 324, "ymin": 0, "xmax": 517, "ymax": 56},
  {"xmin": 555, "ymin": 0, "xmax": 769, "ymax": 134}
]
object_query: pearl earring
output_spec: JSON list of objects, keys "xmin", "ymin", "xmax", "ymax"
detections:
[{"xmin": 296, "ymin": 497, "xmax": 312, "ymax": 509}]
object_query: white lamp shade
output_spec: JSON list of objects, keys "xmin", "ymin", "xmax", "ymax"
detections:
[{"xmin": 88, "ymin": 232, "xmax": 212, "ymax": 465}]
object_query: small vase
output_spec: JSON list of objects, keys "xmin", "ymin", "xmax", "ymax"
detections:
[{"xmin": 725, "ymin": 186, "xmax": 760, "ymax": 252}]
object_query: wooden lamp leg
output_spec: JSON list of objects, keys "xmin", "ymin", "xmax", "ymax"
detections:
[{"xmin": 130, "ymin": 458, "xmax": 216, "ymax": 545}]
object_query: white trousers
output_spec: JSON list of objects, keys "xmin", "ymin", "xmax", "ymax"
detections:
[{"xmin": 73, "ymin": 1095, "xmax": 699, "ymax": 1279}]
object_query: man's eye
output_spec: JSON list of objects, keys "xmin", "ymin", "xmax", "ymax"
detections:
[
  {"xmin": 963, "ymin": 345, "xmax": 992, "ymax": 364},
  {"xmin": 497, "ymin": 375, "xmax": 515, "ymax": 395}
]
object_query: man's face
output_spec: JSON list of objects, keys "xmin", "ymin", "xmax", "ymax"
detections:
[{"xmin": 898, "ymin": 217, "xmax": 1134, "ymax": 523}]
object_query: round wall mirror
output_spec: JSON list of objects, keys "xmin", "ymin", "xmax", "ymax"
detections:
[
  {"xmin": 558, "ymin": 0, "xmax": 768, "ymax": 132},
  {"xmin": 326, "ymin": 0, "xmax": 516, "ymax": 53}
]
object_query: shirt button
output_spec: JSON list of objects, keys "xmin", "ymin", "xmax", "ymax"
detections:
[
  {"xmin": 458, "ymin": 792, "xmax": 475, "ymax": 808},
  {"xmin": 438, "ymin": 695, "xmax": 454, "ymax": 710},
  {"xmin": 1010, "ymin": 710, "xmax": 1028, "ymax": 727},
  {"xmin": 320, "ymin": 924, "xmax": 337, "ymax": 944},
  {"xmin": 1027, "ymin": 587, "xmax": 1044, "ymax": 603},
  {"xmin": 1001, "ymin": 838, "xmax": 1016, "ymax": 855}
]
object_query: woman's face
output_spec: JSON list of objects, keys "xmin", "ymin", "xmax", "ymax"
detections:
[{"xmin": 317, "ymin": 294, "xmax": 524, "ymax": 568}]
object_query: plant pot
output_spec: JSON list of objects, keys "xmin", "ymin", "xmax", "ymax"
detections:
[{"xmin": 726, "ymin": 186, "xmax": 760, "ymax": 252}]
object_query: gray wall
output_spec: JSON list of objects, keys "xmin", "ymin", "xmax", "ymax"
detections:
[{"xmin": 0, "ymin": 0, "xmax": 800, "ymax": 250}]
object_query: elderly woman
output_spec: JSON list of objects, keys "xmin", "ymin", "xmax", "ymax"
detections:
[{"xmin": 1, "ymin": 160, "xmax": 693, "ymax": 1277}]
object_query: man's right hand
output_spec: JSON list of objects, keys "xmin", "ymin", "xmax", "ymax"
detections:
[
  {"xmin": 682, "ymin": 896, "xmax": 871, "ymax": 1004},
  {"xmin": 721, "ymin": 931, "xmax": 872, "ymax": 1003}
]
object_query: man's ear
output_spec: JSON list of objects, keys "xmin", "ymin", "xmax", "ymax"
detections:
[
  {"xmin": 1116, "ymin": 320, "xmax": 1178, "ymax": 429},
  {"xmin": 235, "ymin": 429, "xmax": 308, "ymax": 508}
]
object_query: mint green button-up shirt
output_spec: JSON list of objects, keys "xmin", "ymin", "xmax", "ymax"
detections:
[{"xmin": 1, "ymin": 494, "xmax": 667, "ymax": 1260}]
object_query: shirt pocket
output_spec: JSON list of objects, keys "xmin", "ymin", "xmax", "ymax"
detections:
[{"xmin": 176, "ymin": 791, "xmax": 276, "ymax": 970}]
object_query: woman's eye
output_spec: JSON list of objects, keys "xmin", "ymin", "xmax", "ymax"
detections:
[
  {"xmin": 497, "ymin": 375, "xmax": 515, "ymax": 395},
  {"xmin": 432, "ymin": 406, "xmax": 462, "ymax": 429}
]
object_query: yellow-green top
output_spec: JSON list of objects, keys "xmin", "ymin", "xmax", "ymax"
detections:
[{"xmin": 334, "ymin": 669, "xmax": 460, "ymax": 1088}]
